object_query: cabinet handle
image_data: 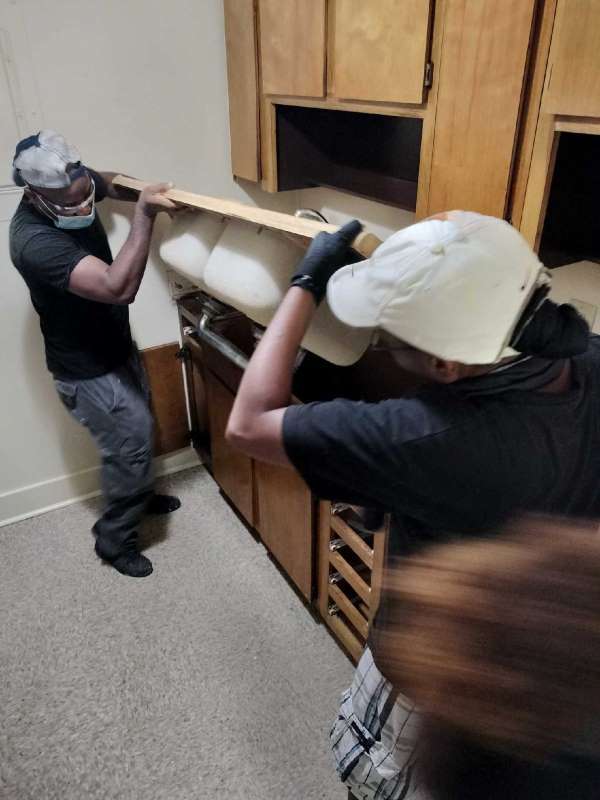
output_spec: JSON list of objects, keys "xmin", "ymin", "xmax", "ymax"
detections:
[{"xmin": 196, "ymin": 311, "xmax": 249, "ymax": 371}]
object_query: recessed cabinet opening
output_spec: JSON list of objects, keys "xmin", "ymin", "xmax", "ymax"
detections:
[
  {"xmin": 276, "ymin": 105, "xmax": 422, "ymax": 210},
  {"xmin": 539, "ymin": 132, "xmax": 600, "ymax": 268}
]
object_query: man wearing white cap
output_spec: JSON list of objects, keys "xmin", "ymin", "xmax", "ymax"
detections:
[
  {"xmin": 9, "ymin": 130, "xmax": 181, "ymax": 578},
  {"xmin": 226, "ymin": 211, "xmax": 598, "ymax": 798}
]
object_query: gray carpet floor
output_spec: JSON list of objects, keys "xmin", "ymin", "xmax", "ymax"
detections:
[{"xmin": 0, "ymin": 466, "xmax": 354, "ymax": 800}]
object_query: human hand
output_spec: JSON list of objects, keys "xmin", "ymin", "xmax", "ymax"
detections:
[
  {"xmin": 137, "ymin": 182, "xmax": 177, "ymax": 218},
  {"xmin": 290, "ymin": 219, "xmax": 363, "ymax": 303}
]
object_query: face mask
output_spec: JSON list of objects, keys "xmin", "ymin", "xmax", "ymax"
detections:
[
  {"xmin": 54, "ymin": 204, "xmax": 96, "ymax": 229},
  {"xmin": 31, "ymin": 178, "xmax": 96, "ymax": 230}
]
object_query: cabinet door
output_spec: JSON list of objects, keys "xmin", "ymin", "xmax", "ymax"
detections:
[
  {"xmin": 254, "ymin": 459, "xmax": 313, "ymax": 600},
  {"xmin": 141, "ymin": 343, "xmax": 189, "ymax": 456},
  {"xmin": 544, "ymin": 0, "xmax": 600, "ymax": 117},
  {"xmin": 259, "ymin": 0, "xmax": 326, "ymax": 97},
  {"xmin": 205, "ymin": 370, "xmax": 254, "ymax": 524},
  {"xmin": 426, "ymin": 0, "xmax": 536, "ymax": 217},
  {"xmin": 331, "ymin": 0, "xmax": 432, "ymax": 104},
  {"xmin": 223, "ymin": 0, "xmax": 260, "ymax": 180}
]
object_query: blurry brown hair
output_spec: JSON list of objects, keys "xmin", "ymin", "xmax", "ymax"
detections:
[{"xmin": 373, "ymin": 517, "xmax": 600, "ymax": 761}]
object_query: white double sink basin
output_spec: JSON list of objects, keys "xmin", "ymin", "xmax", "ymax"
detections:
[{"xmin": 159, "ymin": 212, "xmax": 373, "ymax": 366}]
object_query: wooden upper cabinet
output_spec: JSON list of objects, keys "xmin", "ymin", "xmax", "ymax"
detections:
[
  {"xmin": 259, "ymin": 0, "xmax": 326, "ymax": 97},
  {"xmin": 543, "ymin": 0, "xmax": 600, "ymax": 117},
  {"xmin": 331, "ymin": 0, "xmax": 432, "ymax": 104},
  {"xmin": 223, "ymin": 0, "xmax": 260, "ymax": 181},
  {"xmin": 426, "ymin": 0, "xmax": 536, "ymax": 218}
]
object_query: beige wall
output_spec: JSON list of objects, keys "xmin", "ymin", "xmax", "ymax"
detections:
[
  {"xmin": 0, "ymin": 0, "xmax": 414, "ymax": 525},
  {"xmin": 0, "ymin": 0, "xmax": 298, "ymax": 524}
]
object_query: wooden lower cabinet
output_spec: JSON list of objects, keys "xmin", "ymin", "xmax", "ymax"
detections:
[
  {"xmin": 205, "ymin": 369, "xmax": 254, "ymax": 525},
  {"xmin": 201, "ymin": 361, "xmax": 313, "ymax": 600},
  {"xmin": 254, "ymin": 459, "xmax": 313, "ymax": 600}
]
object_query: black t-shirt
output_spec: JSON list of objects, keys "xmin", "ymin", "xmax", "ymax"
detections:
[
  {"xmin": 283, "ymin": 339, "xmax": 600, "ymax": 555},
  {"xmin": 9, "ymin": 170, "xmax": 132, "ymax": 380}
]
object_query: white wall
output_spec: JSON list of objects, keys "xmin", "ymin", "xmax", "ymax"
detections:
[
  {"xmin": 0, "ymin": 0, "xmax": 412, "ymax": 526},
  {"xmin": 0, "ymin": 0, "xmax": 299, "ymax": 525}
]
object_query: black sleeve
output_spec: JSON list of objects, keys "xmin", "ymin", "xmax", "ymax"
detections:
[
  {"xmin": 87, "ymin": 168, "xmax": 108, "ymax": 202},
  {"xmin": 282, "ymin": 398, "xmax": 413, "ymax": 511},
  {"xmin": 19, "ymin": 230, "xmax": 89, "ymax": 291}
]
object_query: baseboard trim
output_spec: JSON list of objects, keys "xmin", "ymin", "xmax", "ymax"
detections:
[{"xmin": 0, "ymin": 447, "xmax": 202, "ymax": 528}]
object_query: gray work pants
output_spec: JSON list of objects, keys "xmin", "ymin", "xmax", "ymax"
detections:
[{"xmin": 54, "ymin": 348, "xmax": 155, "ymax": 558}]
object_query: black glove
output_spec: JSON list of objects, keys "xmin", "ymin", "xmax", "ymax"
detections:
[{"xmin": 290, "ymin": 219, "xmax": 363, "ymax": 304}]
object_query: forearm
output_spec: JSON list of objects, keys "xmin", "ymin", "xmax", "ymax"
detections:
[
  {"xmin": 106, "ymin": 207, "xmax": 155, "ymax": 302},
  {"xmin": 228, "ymin": 287, "xmax": 315, "ymax": 431}
]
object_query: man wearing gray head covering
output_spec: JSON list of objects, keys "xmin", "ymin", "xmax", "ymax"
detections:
[{"xmin": 9, "ymin": 130, "xmax": 181, "ymax": 578}]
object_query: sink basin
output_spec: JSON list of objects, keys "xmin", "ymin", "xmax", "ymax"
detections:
[
  {"xmin": 159, "ymin": 216, "xmax": 373, "ymax": 366},
  {"xmin": 159, "ymin": 211, "xmax": 226, "ymax": 286}
]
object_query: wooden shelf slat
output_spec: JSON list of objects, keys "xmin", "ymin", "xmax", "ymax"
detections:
[
  {"xmin": 330, "ymin": 514, "xmax": 374, "ymax": 569},
  {"xmin": 330, "ymin": 551, "xmax": 371, "ymax": 605},
  {"xmin": 325, "ymin": 612, "xmax": 364, "ymax": 662},
  {"xmin": 329, "ymin": 583, "xmax": 369, "ymax": 640}
]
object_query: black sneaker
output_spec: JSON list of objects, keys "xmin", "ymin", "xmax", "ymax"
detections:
[
  {"xmin": 147, "ymin": 494, "xmax": 181, "ymax": 515},
  {"xmin": 94, "ymin": 540, "xmax": 153, "ymax": 578}
]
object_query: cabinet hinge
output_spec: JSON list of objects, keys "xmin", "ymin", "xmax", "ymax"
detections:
[{"xmin": 424, "ymin": 61, "xmax": 434, "ymax": 89}]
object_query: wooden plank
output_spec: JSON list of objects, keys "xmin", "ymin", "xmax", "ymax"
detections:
[
  {"xmin": 369, "ymin": 526, "xmax": 389, "ymax": 624},
  {"xmin": 112, "ymin": 175, "xmax": 382, "ymax": 259},
  {"xmin": 518, "ymin": 114, "xmax": 558, "ymax": 248},
  {"xmin": 331, "ymin": 0, "xmax": 431, "ymax": 104},
  {"xmin": 330, "ymin": 514, "xmax": 374, "ymax": 569},
  {"xmin": 258, "ymin": 0, "xmax": 326, "ymax": 97},
  {"xmin": 554, "ymin": 116, "xmax": 600, "ymax": 136},
  {"xmin": 272, "ymin": 94, "xmax": 426, "ymax": 118},
  {"xmin": 326, "ymin": 612, "xmax": 364, "ymax": 662},
  {"xmin": 205, "ymin": 370, "xmax": 254, "ymax": 524},
  {"xmin": 416, "ymin": 0, "xmax": 446, "ymax": 219},
  {"xmin": 223, "ymin": 0, "xmax": 260, "ymax": 181},
  {"xmin": 427, "ymin": 0, "xmax": 536, "ymax": 217},
  {"xmin": 509, "ymin": 0, "xmax": 558, "ymax": 229},
  {"xmin": 260, "ymin": 97, "xmax": 278, "ymax": 192},
  {"xmin": 329, "ymin": 583, "xmax": 369, "ymax": 639},
  {"xmin": 254, "ymin": 459, "xmax": 313, "ymax": 600},
  {"xmin": 140, "ymin": 343, "xmax": 189, "ymax": 456},
  {"xmin": 543, "ymin": 0, "xmax": 600, "ymax": 117},
  {"xmin": 330, "ymin": 550, "xmax": 371, "ymax": 605}
]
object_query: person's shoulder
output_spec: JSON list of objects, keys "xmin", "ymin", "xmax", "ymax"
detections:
[
  {"xmin": 380, "ymin": 386, "xmax": 478, "ymax": 444},
  {"xmin": 9, "ymin": 201, "xmax": 49, "ymax": 262},
  {"xmin": 296, "ymin": 389, "xmax": 476, "ymax": 447}
]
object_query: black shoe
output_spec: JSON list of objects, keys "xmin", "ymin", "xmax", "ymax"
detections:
[
  {"xmin": 94, "ymin": 540, "xmax": 153, "ymax": 578},
  {"xmin": 147, "ymin": 494, "xmax": 181, "ymax": 515}
]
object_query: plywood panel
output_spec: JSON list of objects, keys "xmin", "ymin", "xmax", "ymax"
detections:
[
  {"xmin": 223, "ymin": 0, "xmax": 260, "ymax": 181},
  {"xmin": 141, "ymin": 343, "xmax": 189, "ymax": 456},
  {"xmin": 544, "ymin": 0, "xmax": 600, "ymax": 117},
  {"xmin": 259, "ymin": 0, "xmax": 326, "ymax": 97},
  {"xmin": 427, "ymin": 0, "xmax": 536, "ymax": 217},
  {"xmin": 331, "ymin": 0, "xmax": 431, "ymax": 104},
  {"xmin": 254, "ymin": 459, "xmax": 313, "ymax": 599}
]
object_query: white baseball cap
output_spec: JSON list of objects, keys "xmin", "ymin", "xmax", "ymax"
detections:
[
  {"xmin": 327, "ymin": 211, "xmax": 551, "ymax": 364},
  {"xmin": 12, "ymin": 130, "xmax": 85, "ymax": 189}
]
